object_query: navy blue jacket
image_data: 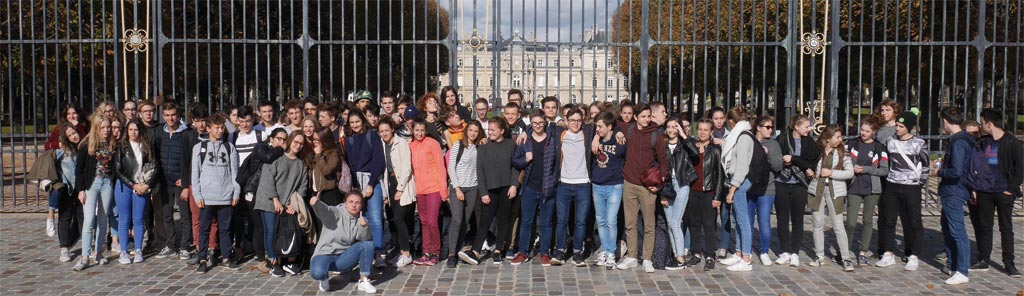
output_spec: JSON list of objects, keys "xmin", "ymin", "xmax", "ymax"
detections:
[
  {"xmin": 513, "ymin": 130, "xmax": 561, "ymax": 197},
  {"xmin": 937, "ymin": 131, "xmax": 973, "ymax": 199}
]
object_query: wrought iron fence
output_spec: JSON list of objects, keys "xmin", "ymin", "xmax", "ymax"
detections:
[{"xmin": 1, "ymin": 0, "xmax": 1021, "ymax": 211}]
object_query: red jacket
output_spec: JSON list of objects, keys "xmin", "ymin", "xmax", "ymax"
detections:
[
  {"xmin": 44, "ymin": 122, "xmax": 88, "ymax": 151},
  {"xmin": 620, "ymin": 121, "xmax": 669, "ymax": 186}
]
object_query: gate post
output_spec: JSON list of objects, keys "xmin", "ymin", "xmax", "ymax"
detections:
[
  {"xmin": 827, "ymin": 0, "xmax": 842, "ymax": 125},
  {"xmin": 639, "ymin": 0, "xmax": 650, "ymax": 104},
  {"xmin": 784, "ymin": 0, "xmax": 799, "ymax": 121}
]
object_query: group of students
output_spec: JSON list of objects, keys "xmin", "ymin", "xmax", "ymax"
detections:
[{"xmin": 38, "ymin": 88, "xmax": 1021, "ymax": 292}]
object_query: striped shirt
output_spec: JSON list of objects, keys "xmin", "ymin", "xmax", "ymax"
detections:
[
  {"xmin": 234, "ymin": 130, "xmax": 265, "ymax": 164},
  {"xmin": 447, "ymin": 141, "xmax": 479, "ymax": 188}
]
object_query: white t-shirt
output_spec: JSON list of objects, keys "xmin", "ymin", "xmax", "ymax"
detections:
[{"xmin": 234, "ymin": 130, "xmax": 265, "ymax": 164}]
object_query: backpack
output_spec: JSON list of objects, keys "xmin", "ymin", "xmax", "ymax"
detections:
[
  {"xmin": 627, "ymin": 124, "xmax": 663, "ymax": 188},
  {"xmin": 274, "ymin": 213, "xmax": 303, "ymax": 259},
  {"xmin": 744, "ymin": 131, "xmax": 770, "ymax": 196},
  {"xmin": 198, "ymin": 141, "xmax": 230, "ymax": 180},
  {"xmin": 965, "ymin": 139, "xmax": 1001, "ymax": 193}
]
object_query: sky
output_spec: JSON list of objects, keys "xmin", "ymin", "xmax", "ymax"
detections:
[{"xmin": 441, "ymin": 0, "xmax": 617, "ymax": 43}]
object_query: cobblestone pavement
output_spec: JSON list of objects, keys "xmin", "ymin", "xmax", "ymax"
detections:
[{"xmin": 2, "ymin": 213, "xmax": 1022, "ymax": 295}]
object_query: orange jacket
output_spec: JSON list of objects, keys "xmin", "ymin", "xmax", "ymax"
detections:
[{"xmin": 409, "ymin": 136, "xmax": 449, "ymax": 199}]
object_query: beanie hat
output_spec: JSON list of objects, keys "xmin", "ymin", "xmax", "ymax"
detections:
[{"xmin": 896, "ymin": 111, "xmax": 917, "ymax": 131}]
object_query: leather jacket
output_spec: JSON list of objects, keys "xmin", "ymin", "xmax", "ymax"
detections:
[
  {"xmin": 668, "ymin": 139, "xmax": 699, "ymax": 188},
  {"xmin": 688, "ymin": 139, "xmax": 725, "ymax": 200},
  {"xmin": 115, "ymin": 142, "xmax": 160, "ymax": 188}
]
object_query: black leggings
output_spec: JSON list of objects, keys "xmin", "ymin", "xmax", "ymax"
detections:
[
  {"xmin": 57, "ymin": 187, "xmax": 84, "ymax": 248},
  {"xmin": 473, "ymin": 187, "xmax": 513, "ymax": 253},
  {"xmin": 686, "ymin": 190, "xmax": 718, "ymax": 258},
  {"xmin": 387, "ymin": 175, "xmax": 416, "ymax": 253},
  {"xmin": 251, "ymin": 202, "xmax": 266, "ymax": 261},
  {"xmin": 775, "ymin": 182, "xmax": 808, "ymax": 254}
]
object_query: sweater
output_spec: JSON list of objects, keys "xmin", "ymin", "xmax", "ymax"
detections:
[
  {"xmin": 156, "ymin": 123, "xmax": 189, "ymax": 183},
  {"xmin": 978, "ymin": 133, "xmax": 1024, "ymax": 197},
  {"xmin": 722, "ymin": 121, "xmax": 754, "ymax": 187},
  {"xmin": 447, "ymin": 141, "xmax": 479, "ymax": 188},
  {"xmin": 409, "ymin": 136, "xmax": 449, "ymax": 199},
  {"xmin": 44, "ymin": 122, "xmax": 88, "ymax": 151},
  {"xmin": 886, "ymin": 135, "xmax": 930, "ymax": 186},
  {"xmin": 345, "ymin": 131, "xmax": 386, "ymax": 187},
  {"xmin": 476, "ymin": 139, "xmax": 520, "ymax": 191},
  {"xmin": 846, "ymin": 138, "xmax": 890, "ymax": 195},
  {"xmin": 308, "ymin": 149, "xmax": 340, "ymax": 193},
  {"xmin": 761, "ymin": 139, "xmax": 785, "ymax": 196},
  {"xmin": 592, "ymin": 135, "xmax": 627, "ymax": 185},
  {"xmin": 254, "ymin": 155, "xmax": 309, "ymax": 212},
  {"xmin": 620, "ymin": 122, "xmax": 669, "ymax": 186},
  {"xmin": 190, "ymin": 140, "xmax": 240, "ymax": 205},
  {"xmin": 311, "ymin": 200, "xmax": 372, "ymax": 257},
  {"xmin": 513, "ymin": 132, "xmax": 560, "ymax": 196}
]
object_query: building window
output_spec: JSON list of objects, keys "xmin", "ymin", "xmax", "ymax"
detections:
[
  {"xmin": 569, "ymin": 59, "xmax": 575, "ymax": 67},
  {"xmin": 458, "ymin": 58, "xmax": 463, "ymax": 67},
  {"xmin": 592, "ymin": 78, "xmax": 598, "ymax": 87},
  {"xmin": 607, "ymin": 78, "xmax": 614, "ymax": 87},
  {"xmin": 570, "ymin": 76, "xmax": 576, "ymax": 87},
  {"xmin": 489, "ymin": 77, "xmax": 494, "ymax": 86},
  {"xmin": 570, "ymin": 94, "xmax": 577, "ymax": 104},
  {"xmin": 474, "ymin": 78, "xmax": 479, "ymax": 86},
  {"xmin": 537, "ymin": 59, "xmax": 544, "ymax": 67},
  {"xmin": 554, "ymin": 59, "xmax": 560, "ymax": 67},
  {"xmin": 606, "ymin": 95, "xmax": 614, "ymax": 102},
  {"xmin": 474, "ymin": 57, "xmax": 479, "ymax": 66},
  {"xmin": 607, "ymin": 59, "xmax": 614, "ymax": 67},
  {"xmin": 623, "ymin": 77, "xmax": 629, "ymax": 87},
  {"xmin": 593, "ymin": 60, "xmax": 598, "ymax": 68}
]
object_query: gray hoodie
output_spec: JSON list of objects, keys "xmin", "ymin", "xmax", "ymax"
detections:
[
  {"xmin": 311, "ymin": 201, "xmax": 371, "ymax": 257},
  {"xmin": 191, "ymin": 139, "xmax": 240, "ymax": 205}
]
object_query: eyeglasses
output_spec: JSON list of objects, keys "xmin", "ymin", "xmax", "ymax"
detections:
[
  {"xmin": 531, "ymin": 121, "xmax": 546, "ymax": 126},
  {"xmin": 760, "ymin": 125, "xmax": 774, "ymax": 129},
  {"xmin": 568, "ymin": 119, "xmax": 582, "ymax": 124},
  {"xmin": 123, "ymin": 108, "xmax": 136, "ymax": 112},
  {"xmin": 273, "ymin": 136, "xmax": 287, "ymax": 141}
]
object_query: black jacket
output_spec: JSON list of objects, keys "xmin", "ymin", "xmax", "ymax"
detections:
[
  {"xmin": 178, "ymin": 129, "xmax": 206, "ymax": 187},
  {"xmin": 982, "ymin": 134, "xmax": 1024, "ymax": 197},
  {"xmin": 689, "ymin": 140, "xmax": 725, "ymax": 201},
  {"xmin": 237, "ymin": 142, "xmax": 284, "ymax": 195},
  {"xmin": 776, "ymin": 132, "xmax": 820, "ymax": 186},
  {"xmin": 668, "ymin": 139, "xmax": 700, "ymax": 192},
  {"xmin": 114, "ymin": 142, "xmax": 160, "ymax": 188}
]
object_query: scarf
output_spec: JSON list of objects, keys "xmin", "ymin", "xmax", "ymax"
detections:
[{"xmin": 720, "ymin": 120, "xmax": 751, "ymax": 169}]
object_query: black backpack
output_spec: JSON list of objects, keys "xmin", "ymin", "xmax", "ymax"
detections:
[
  {"xmin": 744, "ymin": 131, "xmax": 771, "ymax": 196},
  {"xmin": 274, "ymin": 213, "xmax": 303, "ymax": 259}
]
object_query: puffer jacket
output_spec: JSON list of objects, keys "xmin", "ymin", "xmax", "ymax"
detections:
[{"xmin": 807, "ymin": 149, "xmax": 855, "ymax": 214}]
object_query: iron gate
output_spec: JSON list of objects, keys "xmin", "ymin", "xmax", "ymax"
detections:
[{"xmin": 2, "ymin": 0, "xmax": 1022, "ymax": 211}]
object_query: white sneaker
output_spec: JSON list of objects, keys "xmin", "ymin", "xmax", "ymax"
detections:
[
  {"xmin": 789, "ymin": 255, "xmax": 800, "ymax": 267},
  {"xmin": 945, "ymin": 272, "xmax": 969, "ymax": 285},
  {"xmin": 715, "ymin": 249, "xmax": 727, "ymax": 258},
  {"xmin": 133, "ymin": 249, "xmax": 144, "ymax": 263},
  {"xmin": 643, "ymin": 260, "xmax": 655, "ymax": 273},
  {"xmin": 720, "ymin": 254, "xmax": 742, "ymax": 266},
  {"xmin": 727, "ymin": 260, "xmax": 753, "ymax": 271},
  {"xmin": 759, "ymin": 253, "xmax": 774, "ymax": 266},
  {"xmin": 683, "ymin": 248, "xmax": 690, "ymax": 257},
  {"xmin": 594, "ymin": 252, "xmax": 608, "ymax": 265},
  {"xmin": 482, "ymin": 241, "xmax": 492, "ymax": 252},
  {"xmin": 46, "ymin": 219, "xmax": 56, "ymax": 237},
  {"xmin": 118, "ymin": 253, "xmax": 132, "ymax": 265},
  {"xmin": 775, "ymin": 253, "xmax": 791, "ymax": 265},
  {"xmin": 319, "ymin": 279, "xmax": 330, "ymax": 292},
  {"xmin": 904, "ymin": 255, "xmax": 919, "ymax": 271},
  {"xmin": 395, "ymin": 255, "xmax": 413, "ymax": 267},
  {"xmin": 602, "ymin": 253, "xmax": 617, "ymax": 267},
  {"xmin": 357, "ymin": 279, "xmax": 377, "ymax": 293},
  {"xmin": 875, "ymin": 252, "xmax": 896, "ymax": 267},
  {"xmin": 59, "ymin": 248, "xmax": 72, "ymax": 262},
  {"xmin": 616, "ymin": 257, "xmax": 638, "ymax": 270}
]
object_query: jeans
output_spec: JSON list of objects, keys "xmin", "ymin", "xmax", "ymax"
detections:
[
  {"xmin": 198, "ymin": 205, "xmax": 234, "ymax": 261},
  {"xmin": 518, "ymin": 186, "xmax": 555, "ymax": 256},
  {"xmin": 941, "ymin": 194, "xmax": 970, "ymax": 275},
  {"xmin": 592, "ymin": 184, "xmax": 623, "ymax": 255},
  {"xmin": 775, "ymin": 182, "xmax": 808, "ymax": 254},
  {"xmin": 968, "ymin": 191, "xmax": 1016, "ymax": 263},
  {"xmin": 623, "ymin": 181, "xmax": 658, "ymax": 260},
  {"xmin": 82, "ymin": 177, "xmax": 113, "ymax": 258},
  {"xmin": 48, "ymin": 189, "xmax": 60, "ymax": 210},
  {"xmin": 877, "ymin": 182, "xmax": 923, "ymax": 256},
  {"xmin": 811, "ymin": 191, "xmax": 851, "ymax": 261},
  {"xmin": 115, "ymin": 182, "xmax": 148, "ymax": 252},
  {"xmin": 729, "ymin": 180, "xmax": 753, "ymax": 256},
  {"xmin": 555, "ymin": 182, "xmax": 591, "ymax": 254},
  {"xmin": 747, "ymin": 194, "xmax": 775, "ymax": 255},
  {"xmin": 447, "ymin": 186, "xmax": 479, "ymax": 256},
  {"xmin": 366, "ymin": 183, "xmax": 385, "ymax": 251},
  {"xmin": 665, "ymin": 179, "xmax": 690, "ymax": 257},
  {"xmin": 417, "ymin": 192, "xmax": 442, "ymax": 255},
  {"xmin": 719, "ymin": 198, "xmax": 734, "ymax": 253},
  {"xmin": 259, "ymin": 210, "xmax": 278, "ymax": 260},
  {"xmin": 686, "ymin": 190, "xmax": 719, "ymax": 258},
  {"xmin": 474, "ymin": 187, "xmax": 513, "ymax": 253},
  {"xmin": 845, "ymin": 194, "xmax": 879, "ymax": 253},
  {"xmin": 310, "ymin": 240, "xmax": 375, "ymax": 279}
]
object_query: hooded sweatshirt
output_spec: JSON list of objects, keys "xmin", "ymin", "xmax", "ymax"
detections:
[
  {"xmin": 621, "ymin": 121, "xmax": 669, "ymax": 186},
  {"xmin": 311, "ymin": 200, "xmax": 371, "ymax": 257},
  {"xmin": 721, "ymin": 121, "xmax": 754, "ymax": 187},
  {"xmin": 190, "ymin": 139, "xmax": 240, "ymax": 205}
]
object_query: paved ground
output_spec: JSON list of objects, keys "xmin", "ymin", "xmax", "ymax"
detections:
[{"xmin": 2, "ymin": 213, "xmax": 1022, "ymax": 295}]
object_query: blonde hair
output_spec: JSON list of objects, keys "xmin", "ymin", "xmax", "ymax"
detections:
[{"xmin": 86, "ymin": 114, "xmax": 115, "ymax": 156}]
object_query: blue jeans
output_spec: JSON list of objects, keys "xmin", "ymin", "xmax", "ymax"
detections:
[
  {"xmin": 310, "ymin": 241, "xmax": 375, "ymax": 279},
  {"xmin": 665, "ymin": 179, "xmax": 690, "ymax": 257},
  {"xmin": 724, "ymin": 180, "xmax": 753, "ymax": 256},
  {"xmin": 48, "ymin": 189, "xmax": 60, "ymax": 210},
  {"xmin": 941, "ymin": 194, "xmax": 970, "ymax": 276},
  {"xmin": 748, "ymin": 194, "xmax": 775, "ymax": 254},
  {"xmin": 82, "ymin": 177, "xmax": 113, "ymax": 258},
  {"xmin": 518, "ymin": 186, "xmax": 555, "ymax": 256},
  {"xmin": 555, "ymin": 182, "xmax": 591, "ymax": 254},
  {"xmin": 259, "ymin": 210, "xmax": 278, "ymax": 260},
  {"xmin": 115, "ymin": 181, "xmax": 148, "ymax": 252},
  {"xmin": 592, "ymin": 184, "xmax": 622, "ymax": 255},
  {"xmin": 366, "ymin": 183, "xmax": 385, "ymax": 251}
]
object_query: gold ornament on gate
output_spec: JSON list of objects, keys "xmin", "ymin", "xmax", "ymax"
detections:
[
  {"xmin": 799, "ymin": 31, "xmax": 827, "ymax": 56},
  {"xmin": 123, "ymin": 28, "xmax": 150, "ymax": 54}
]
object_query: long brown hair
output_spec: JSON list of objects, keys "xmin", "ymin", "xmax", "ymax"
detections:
[
  {"xmin": 306, "ymin": 127, "xmax": 339, "ymax": 167},
  {"xmin": 815, "ymin": 125, "xmax": 846, "ymax": 170},
  {"xmin": 58, "ymin": 124, "xmax": 80, "ymax": 157},
  {"xmin": 460, "ymin": 120, "xmax": 485, "ymax": 148},
  {"xmin": 122, "ymin": 120, "xmax": 154, "ymax": 161}
]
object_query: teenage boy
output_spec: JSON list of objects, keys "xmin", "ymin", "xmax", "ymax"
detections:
[
  {"xmin": 154, "ymin": 101, "xmax": 192, "ymax": 260},
  {"xmin": 876, "ymin": 112, "xmax": 929, "ymax": 271},
  {"xmin": 255, "ymin": 100, "xmax": 282, "ymax": 132},
  {"xmin": 284, "ymin": 100, "xmax": 303, "ymax": 133},
  {"xmin": 231, "ymin": 106, "xmax": 265, "ymax": 165},
  {"xmin": 510, "ymin": 110, "xmax": 561, "ymax": 266},
  {"xmin": 933, "ymin": 107, "xmax": 973, "ymax": 285},
  {"xmin": 379, "ymin": 91, "xmax": 396, "ymax": 120},
  {"xmin": 552, "ymin": 109, "xmax": 595, "ymax": 267},
  {"xmin": 180, "ymin": 106, "xmax": 219, "ymax": 264},
  {"xmin": 968, "ymin": 109, "xmax": 1023, "ymax": 278},
  {"xmin": 191, "ymin": 114, "xmax": 241, "ymax": 273}
]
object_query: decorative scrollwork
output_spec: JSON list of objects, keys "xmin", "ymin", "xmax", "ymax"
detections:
[
  {"xmin": 122, "ymin": 28, "xmax": 149, "ymax": 54},
  {"xmin": 799, "ymin": 31, "xmax": 827, "ymax": 56},
  {"xmin": 466, "ymin": 28, "xmax": 485, "ymax": 51}
]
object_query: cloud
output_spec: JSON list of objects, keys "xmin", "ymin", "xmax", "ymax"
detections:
[{"xmin": 443, "ymin": 0, "xmax": 615, "ymax": 42}]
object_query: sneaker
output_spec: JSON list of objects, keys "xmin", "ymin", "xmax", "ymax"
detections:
[
  {"xmin": 357, "ymin": 278, "xmax": 377, "ymax": 294},
  {"xmin": 413, "ymin": 255, "xmax": 431, "ymax": 266},
  {"xmin": 510, "ymin": 253, "xmax": 529, "ymax": 265},
  {"xmin": 373, "ymin": 254, "xmax": 387, "ymax": 269},
  {"xmin": 59, "ymin": 248, "xmax": 71, "ymax": 262},
  {"xmin": 704, "ymin": 257, "xmax": 716, "ymax": 271},
  {"xmin": 539, "ymin": 254, "xmax": 552, "ymax": 267},
  {"xmin": 1006, "ymin": 262, "xmax": 1021, "ymax": 278},
  {"xmin": 685, "ymin": 255, "xmax": 703, "ymax": 267},
  {"xmin": 96, "ymin": 253, "xmax": 109, "ymax": 265},
  {"xmin": 492, "ymin": 253, "xmax": 503, "ymax": 265},
  {"xmin": 549, "ymin": 254, "xmax": 563, "ymax": 266},
  {"xmin": 270, "ymin": 265, "xmax": 286, "ymax": 277},
  {"xmin": 119, "ymin": 252, "xmax": 132, "ymax": 265},
  {"xmin": 715, "ymin": 249, "xmax": 728, "ymax": 259},
  {"xmin": 570, "ymin": 254, "xmax": 588, "ymax": 267},
  {"xmin": 458, "ymin": 250, "xmax": 480, "ymax": 265},
  {"xmin": 726, "ymin": 260, "xmax": 753, "ymax": 271},
  {"xmin": 396, "ymin": 255, "xmax": 414, "ymax": 267},
  {"xmin": 196, "ymin": 261, "xmax": 210, "ymax": 274},
  {"xmin": 616, "ymin": 257, "xmax": 638, "ymax": 270},
  {"xmin": 643, "ymin": 260, "xmax": 655, "ymax": 273},
  {"xmin": 759, "ymin": 253, "xmax": 773, "ymax": 266},
  {"xmin": 775, "ymin": 253, "xmax": 791, "ymax": 265},
  {"xmin": 602, "ymin": 254, "xmax": 617, "ymax": 269},
  {"xmin": 283, "ymin": 263, "xmax": 299, "ymax": 275},
  {"xmin": 46, "ymin": 219, "xmax": 56, "ymax": 237},
  {"xmin": 177, "ymin": 250, "xmax": 191, "ymax": 260},
  {"xmin": 942, "ymin": 266, "xmax": 952, "ymax": 276},
  {"xmin": 481, "ymin": 241, "xmax": 492, "ymax": 252},
  {"xmin": 807, "ymin": 258, "xmax": 822, "ymax": 267},
  {"xmin": 223, "ymin": 259, "xmax": 242, "ymax": 271},
  {"xmin": 843, "ymin": 260, "xmax": 855, "ymax": 272},
  {"xmin": 319, "ymin": 279, "xmax": 330, "ymax": 292},
  {"xmin": 945, "ymin": 272, "xmax": 969, "ymax": 285},
  {"xmin": 505, "ymin": 250, "xmax": 516, "ymax": 260},
  {"xmin": 425, "ymin": 254, "xmax": 440, "ymax": 266},
  {"xmin": 720, "ymin": 254, "xmax": 741, "ymax": 266},
  {"xmin": 187, "ymin": 254, "xmax": 202, "ymax": 266},
  {"xmin": 904, "ymin": 255, "xmax": 919, "ymax": 271},
  {"xmin": 875, "ymin": 252, "xmax": 896, "ymax": 267},
  {"xmin": 665, "ymin": 259, "xmax": 686, "ymax": 271},
  {"xmin": 857, "ymin": 254, "xmax": 870, "ymax": 266},
  {"xmin": 594, "ymin": 251, "xmax": 608, "ymax": 265},
  {"xmin": 446, "ymin": 256, "xmax": 458, "ymax": 268},
  {"xmin": 72, "ymin": 258, "xmax": 88, "ymax": 271},
  {"xmin": 789, "ymin": 255, "xmax": 800, "ymax": 267},
  {"xmin": 133, "ymin": 250, "xmax": 144, "ymax": 263},
  {"xmin": 969, "ymin": 260, "xmax": 990, "ymax": 271}
]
